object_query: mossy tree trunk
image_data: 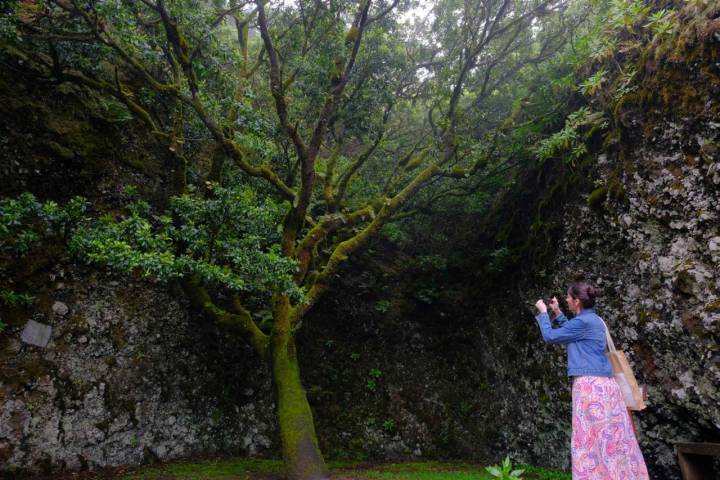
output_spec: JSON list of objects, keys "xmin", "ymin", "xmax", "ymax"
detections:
[
  {"xmin": 181, "ymin": 283, "xmax": 327, "ymax": 479},
  {"xmin": 271, "ymin": 317, "xmax": 328, "ymax": 480}
]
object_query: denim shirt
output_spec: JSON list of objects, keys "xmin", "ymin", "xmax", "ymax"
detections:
[{"xmin": 535, "ymin": 308, "xmax": 613, "ymax": 377}]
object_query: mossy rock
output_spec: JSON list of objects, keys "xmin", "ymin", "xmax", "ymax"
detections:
[
  {"xmin": 674, "ymin": 270, "xmax": 696, "ymax": 297},
  {"xmin": 587, "ymin": 185, "xmax": 608, "ymax": 212},
  {"xmin": 608, "ymin": 177, "xmax": 626, "ymax": 202}
]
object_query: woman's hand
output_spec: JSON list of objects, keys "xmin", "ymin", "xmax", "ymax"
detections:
[
  {"xmin": 535, "ymin": 299, "xmax": 547, "ymax": 313},
  {"xmin": 549, "ymin": 296, "xmax": 561, "ymax": 316}
]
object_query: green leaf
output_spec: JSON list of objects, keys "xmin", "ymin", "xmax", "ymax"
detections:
[{"xmin": 486, "ymin": 466, "xmax": 502, "ymax": 477}]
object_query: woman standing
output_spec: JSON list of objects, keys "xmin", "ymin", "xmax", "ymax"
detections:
[{"xmin": 535, "ymin": 281, "xmax": 649, "ymax": 479}]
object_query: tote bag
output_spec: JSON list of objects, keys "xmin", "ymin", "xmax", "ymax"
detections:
[{"xmin": 601, "ymin": 319, "xmax": 647, "ymax": 411}]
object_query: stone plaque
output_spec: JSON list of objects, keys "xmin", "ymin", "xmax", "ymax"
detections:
[{"xmin": 20, "ymin": 320, "xmax": 53, "ymax": 348}]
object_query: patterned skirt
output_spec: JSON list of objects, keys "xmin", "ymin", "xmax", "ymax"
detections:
[{"xmin": 572, "ymin": 376, "xmax": 650, "ymax": 480}]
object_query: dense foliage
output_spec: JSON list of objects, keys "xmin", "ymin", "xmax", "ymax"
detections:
[
  {"xmin": 0, "ymin": 193, "xmax": 87, "ymax": 331},
  {"xmin": 69, "ymin": 182, "xmax": 303, "ymax": 301}
]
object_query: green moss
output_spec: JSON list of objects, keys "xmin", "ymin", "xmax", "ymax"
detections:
[
  {"xmin": 602, "ymin": 129, "xmax": 621, "ymax": 150},
  {"xmin": 704, "ymin": 299, "xmax": 720, "ymax": 313},
  {"xmin": 124, "ymin": 157, "xmax": 146, "ymax": 171},
  {"xmin": 124, "ymin": 458, "xmax": 286, "ymax": 479},
  {"xmin": 123, "ymin": 459, "xmax": 570, "ymax": 480},
  {"xmin": 111, "ymin": 325, "xmax": 128, "ymax": 349},
  {"xmin": 95, "ymin": 418, "xmax": 111, "ymax": 433},
  {"xmin": 636, "ymin": 310, "xmax": 655, "ymax": 326},
  {"xmin": 272, "ymin": 334, "xmax": 328, "ymax": 478},
  {"xmin": 612, "ymin": 90, "xmax": 644, "ymax": 121},
  {"xmin": 330, "ymin": 446, "xmax": 368, "ymax": 462},
  {"xmin": 21, "ymin": 356, "xmax": 52, "ymax": 379},
  {"xmin": 210, "ymin": 409, "xmax": 223, "ymax": 424},
  {"xmin": 43, "ymin": 140, "xmax": 76, "ymax": 160},
  {"xmin": 607, "ymin": 177, "xmax": 626, "ymax": 202},
  {"xmin": 587, "ymin": 185, "xmax": 608, "ymax": 211}
]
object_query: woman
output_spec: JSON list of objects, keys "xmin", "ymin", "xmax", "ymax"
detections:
[{"xmin": 535, "ymin": 281, "xmax": 649, "ymax": 479}]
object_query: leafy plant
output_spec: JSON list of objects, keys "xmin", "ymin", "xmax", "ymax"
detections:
[
  {"xmin": 613, "ymin": 67, "xmax": 638, "ymax": 101},
  {"xmin": 417, "ymin": 255, "xmax": 448, "ymax": 270},
  {"xmin": 415, "ymin": 287, "xmax": 439, "ymax": 304},
  {"xmin": 68, "ymin": 184, "xmax": 303, "ymax": 300},
  {"xmin": 366, "ymin": 368, "xmax": 383, "ymax": 391},
  {"xmin": 486, "ymin": 456, "xmax": 525, "ymax": 479},
  {"xmin": 382, "ymin": 419, "xmax": 396, "ymax": 432},
  {"xmin": 536, "ymin": 107, "xmax": 607, "ymax": 163},
  {"xmin": 0, "ymin": 192, "xmax": 87, "ymax": 255},
  {"xmin": 381, "ymin": 223, "xmax": 408, "ymax": 244},
  {"xmin": 375, "ymin": 300, "xmax": 391, "ymax": 313},
  {"xmin": 123, "ymin": 184, "xmax": 139, "ymax": 197},
  {"xmin": 608, "ymin": 0, "xmax": 651, "ymax": 32},
  {"xmin": 0, "ymin": 193, "xmax": 85, "ymax": 334},
  {"xmin": 644, "ymin": 9, "xmax": 675, "ymax": 37},
  {"xmin": 487, "ymin": 247, "xmax": 515, "ymax": 274},
  {"xmin": 0, "ymin": 289, "xmax": 34, "ymax": 307},
  {"xmin": 579, "ymin": 68, "xmax": 608, "ymax": 96},
  {"xmin": 589, "ymin": 37, "xmax": 618, "ymax": 63}
]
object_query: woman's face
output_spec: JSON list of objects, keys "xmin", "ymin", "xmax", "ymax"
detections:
[{"xmin": 566, "ymin": 293, "xmax": 582, "ymax": 314}]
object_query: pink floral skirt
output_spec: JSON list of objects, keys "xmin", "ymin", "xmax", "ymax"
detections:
[{"xmin": 572, "ymin": 376, "xmax": 649, "ymax": 480}]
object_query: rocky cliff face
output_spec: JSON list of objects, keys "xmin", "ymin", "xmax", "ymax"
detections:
[
  {"xmin": 519, "ymin": 12, "xmax": 720, "ymax": 475},
  {"xmin": 519, "ymin": 113, "xmax": 720, "ymax": 476},
  {"xmin": 0, "ymin": 70, "xmax": 278, "ymax": 473},
  {"xmin": 1, "ymin": 269, "xmax": 277, "ymax": 472}
]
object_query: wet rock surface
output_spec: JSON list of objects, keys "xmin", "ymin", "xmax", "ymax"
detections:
[
  {"xmin": 522, "ymin": 112, "xmax": 720, "ymax": 478},
  {"xmin": 0, "ymin": 272, "xmax": 275, "ymax": 472}
]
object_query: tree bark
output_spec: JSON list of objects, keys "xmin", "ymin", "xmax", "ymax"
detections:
[{"xmin": 271, "ymin": 326, "xmax": 328, "ymax": 480}]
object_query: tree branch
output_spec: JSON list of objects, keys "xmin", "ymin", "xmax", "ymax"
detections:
[
  {"xmin": 181, "ymin": 275, "xmax": 269, "ymax": 359},
  {"xmin": 292, "ymin": 160, "xmax": 441, "ymax": 322}
]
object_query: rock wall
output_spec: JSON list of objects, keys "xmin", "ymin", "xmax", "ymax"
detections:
[
  {"xmin": 0, "ymin": 67, "xmax": 278, "ymax": 473},
  {"xmin": 1, "ymin": 267, "xmax": 277, "ymax": 472},
  {"xmin": 510, "ymin": 139, "xmax": 718, "ymax": 477},
  {"xmin": 523, "ymin": 104, "xmax": 720, "ymax": 476}
]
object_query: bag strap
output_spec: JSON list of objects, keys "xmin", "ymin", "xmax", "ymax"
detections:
[{"xmin": 600, "ymin": 318, "xmax": 617, "ymax": 353}]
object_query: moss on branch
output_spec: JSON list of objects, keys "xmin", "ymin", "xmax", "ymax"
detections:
[{"xmin": 181, "ymin": 275, "xmax": 269, "ymax": 358}]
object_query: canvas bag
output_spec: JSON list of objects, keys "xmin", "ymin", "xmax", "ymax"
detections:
[{"xmin": 601, "ymin": 319, "xmax": 647, "ymax": 411}]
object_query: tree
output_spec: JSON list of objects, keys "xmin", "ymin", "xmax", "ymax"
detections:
[{"xmin": 2, "ymin": 0, "xmax": 577, "ymax": 478}]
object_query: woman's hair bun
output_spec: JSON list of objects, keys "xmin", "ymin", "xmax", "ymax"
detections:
[
  {"xmin": 567, "ymin": 281, "xmax": 603, "ymax": 308},
  {"xmin": 588, "ymin": 285, "xmax": 604, "ymax": 298}
]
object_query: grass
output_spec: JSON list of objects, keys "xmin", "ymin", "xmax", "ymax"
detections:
[
  {"xmin": 124, "ymin": 457, "xmax": 285, "ymax": 479},
  {"xmin": 122, "ymin": 458, "xmax": 570, "ymax": 480},
  {"xmin": 337, "ymin": 461, "xmax": 494, "ymax": 480}
]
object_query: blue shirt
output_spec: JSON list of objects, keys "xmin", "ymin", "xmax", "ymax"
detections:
[{"xmin": 535, "ymin": 308, "xmax": 613, "ymax": 377}]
